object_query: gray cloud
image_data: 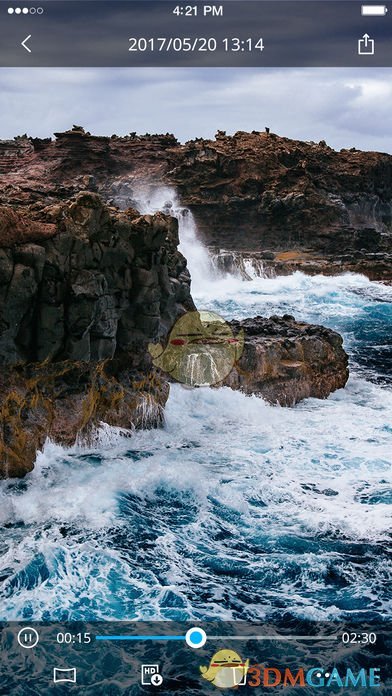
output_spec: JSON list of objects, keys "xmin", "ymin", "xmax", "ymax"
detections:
[{"xmin": 0, "ymin": 67, "xmax": 391, "ymax": 153}]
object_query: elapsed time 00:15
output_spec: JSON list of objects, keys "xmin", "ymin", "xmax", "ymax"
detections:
[{"xmin": 57, "ymin": 632, "xmax": 91, "ymax": 644}]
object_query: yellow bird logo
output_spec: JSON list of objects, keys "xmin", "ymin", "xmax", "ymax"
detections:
[{"xmin": 200, "ymin": 649, "xmax": 249, "ymax": 688}]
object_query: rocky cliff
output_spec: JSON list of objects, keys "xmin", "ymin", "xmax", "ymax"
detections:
[
  {"xmin": 1, "ymin": 128, "xmax": 391, "ymax": 280},
  {"xmin": 170, "ymin": 131, "xmax": 392, "ymax": 281},
  {"xmin": 0, "ymin": 192, "xmax": 194, "ymax": 477},
  {"xmin": 0, "ymin": 128, "xmax": 352, "ymax": 478}
]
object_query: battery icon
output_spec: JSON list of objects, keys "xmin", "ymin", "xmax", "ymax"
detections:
[{"xmin": 361, "ymin": 5, "xmax": 388, "ymax": 15}]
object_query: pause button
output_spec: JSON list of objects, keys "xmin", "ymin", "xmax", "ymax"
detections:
[{"xmin": 17, "ymin": 627, "xmax": 39, "ymax": 649}]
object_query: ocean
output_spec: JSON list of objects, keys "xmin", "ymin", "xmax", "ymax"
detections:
[{"xmin": 0, "ymin": 199, "xmax": 391, "ymax": 627}]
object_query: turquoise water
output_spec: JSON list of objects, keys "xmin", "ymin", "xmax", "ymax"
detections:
[{"xmin": 0, "ymin": 272, "xmax": 391, "ymax": 624}]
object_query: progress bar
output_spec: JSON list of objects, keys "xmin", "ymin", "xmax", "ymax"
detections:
[
  {"xmin": 96, "ymin": 635, "xmax": 185, "ymax": 641},
  {"xmin": 95, "ymin": 628, "xmax": 339, "ymax": 649},
  {"xmin": 209, "ymin": 635, "xmax": 339, "ymax": 641}
]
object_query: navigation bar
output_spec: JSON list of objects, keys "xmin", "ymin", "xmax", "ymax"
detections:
[{"xmin": 0, "ymin": 1, "xmax": 391, "ymax": 67}]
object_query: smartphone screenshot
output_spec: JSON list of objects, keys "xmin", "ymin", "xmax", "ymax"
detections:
[{"xmin": 0, "ymin": 1, "xmax": 391, "ymax": 693}]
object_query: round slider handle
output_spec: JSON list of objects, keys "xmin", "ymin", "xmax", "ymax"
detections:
[{"xmin": 185, "ymin": 627, "xmax": 207, "ymax": 649}]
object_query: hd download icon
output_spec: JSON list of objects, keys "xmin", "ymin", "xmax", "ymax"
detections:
[{"xmin": 141, "ymin": 664, "xmax": 163, "ymax": 687}]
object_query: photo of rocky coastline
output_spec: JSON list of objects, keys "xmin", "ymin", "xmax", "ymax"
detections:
[
  {"xmin": 0, "ymin": 126, "xmax": 361, "ymax": 477},
  {"xmin": 0, "ymin": 68, "xmax": 391, "ymax": 628}
]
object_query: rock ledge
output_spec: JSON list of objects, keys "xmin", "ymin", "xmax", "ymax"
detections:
[{"xmin": 223, "ymin": 315, "xmax": 349, "ymax": 405}]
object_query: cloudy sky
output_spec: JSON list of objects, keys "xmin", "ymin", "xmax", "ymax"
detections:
[{"xmin": 0, "ymin": 67, "xmax": 391, "ymax": 152}]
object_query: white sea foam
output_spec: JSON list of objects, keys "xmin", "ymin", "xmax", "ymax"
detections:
[
  {"xmin": 194, "ymin": 269, "xmax": 392, "ymax": 315},
  {"xmin": 0, "ymin": 196, "xmax": 391, "ymax": 622},
  {"xmin": 1, "ymin": 371, "xmax": 391, "ymax": 621},
  {"xmin": 133, "ymin": 185, "xmax": 216, "ymax": 294}
]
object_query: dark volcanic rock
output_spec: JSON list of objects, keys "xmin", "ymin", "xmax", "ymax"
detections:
[
  {"xmin": 0, "ymin": 191, "xmax": 194, "ymax": 477},
  {"xmin": 223, "ymin": 315, "xmax": 349, "ymax": 405},
  {"xmin": 0, "ymin": 192, "xmax": 194, "ymax": 366}
]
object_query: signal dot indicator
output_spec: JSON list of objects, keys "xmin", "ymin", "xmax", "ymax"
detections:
[{"xmin": 7, "ymin": 4, "xmax": 44, "ymax": 13}]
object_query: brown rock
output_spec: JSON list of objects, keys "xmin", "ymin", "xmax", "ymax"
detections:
[
  {"xmin": 168, "ymin": 132, "xmax": 392, "ymax": 280},
  {"xmin": 0, "ymin": 206, "xmax": 56, "ymax": 247},
  {"xmin": 1, "ymin": 129, "xmax": 390, "ymax": 279},
  {"xmin": 222, "ymin": 315, "xmax": 349, "ymax": 405},
  {"xmin": 0, "ymin": 361, "xmax": 169, "ymax": 478}
]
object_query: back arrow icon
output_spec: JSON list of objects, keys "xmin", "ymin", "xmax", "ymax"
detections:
[{"xmin": 21, "ymin": 35, "xmax": 32, "ymax": 53}]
